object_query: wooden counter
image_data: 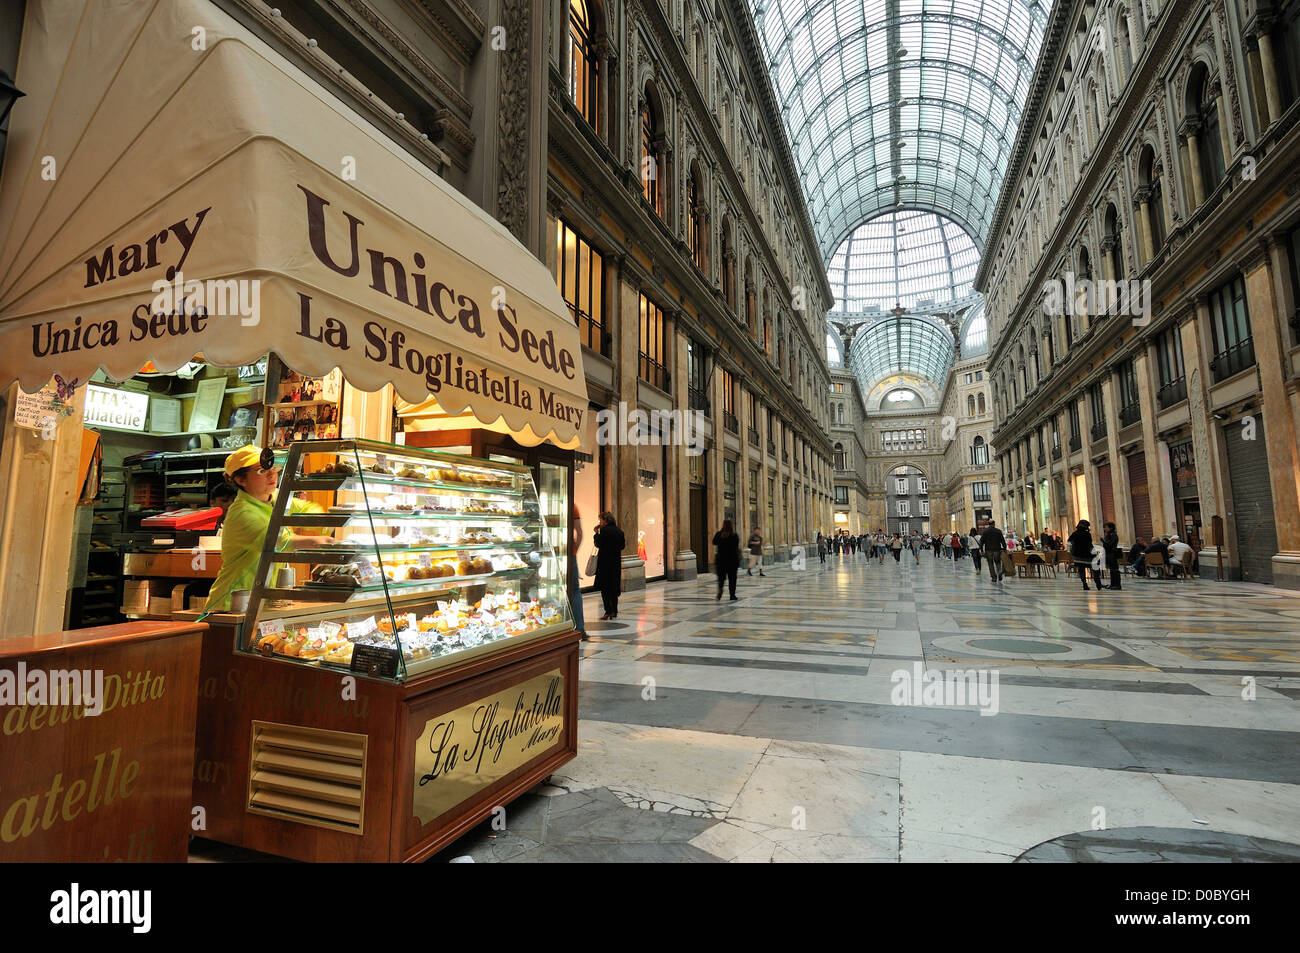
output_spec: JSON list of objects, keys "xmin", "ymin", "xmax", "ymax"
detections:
[
  {"xmin": 187, "ymin": 616, "xmax": 578, "ymax": 862},
  {"xmin": 0, "ymin": 621, "xmax": 205, "ymax": 861}
]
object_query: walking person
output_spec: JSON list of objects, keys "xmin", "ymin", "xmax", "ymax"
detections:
[
  {"xmin": 967, "ymin": 528, "xmax": 983, "ymax": 574},
  {"xmin": 890, "ymin": 533, "xmax": 903, "ymax": 564},
  {"xmin": 594, "ymin": 511, "xmax": 625, "ymax": 619},
  {"xmin": 713, "ymin": 519, "xmax": 742, "ymax": 601},
  {"xmin": 1068, "ymin": 519, "xmax": 1104, "ymax": 591},
  {"xmin": 747, "ymin": 527, "xmax": 766, "ymax": 576},
  {"xmin": 981, "ymin": 519, "xmax": 1007, "ymax": 584},
  {"xmin": 1103, "ymin": 521, "xmax": 1122, "ymax": 590},
  {"xmin": 817, "ymin": 534, "xmax": 827, "ymax": 564},
  {"xmin": 910, "ymin": 532, "xmax": 921, "ymax": 565}
]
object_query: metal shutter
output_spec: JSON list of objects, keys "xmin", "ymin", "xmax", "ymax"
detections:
[
  {"xmin": 1097, "ymin": 463, "xmax": 1115, "ymax": 526},
  {"xmin": 1225, "ymin": 418, "xmax": 1278, "ymax": 583},
  {"xmin": 1127, "ymin": 451, "xmax": 1153, "ymax": 539}
]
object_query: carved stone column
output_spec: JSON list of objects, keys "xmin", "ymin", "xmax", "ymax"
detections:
[
  {"xmin": 1180, "ymin": 116, "xmax": 1206, "ymax": 209},
  {"xmin": 1100, "ymin": 237, "xmax": 1117, "ymax": 282},
  {"xmin": 1135, "ymin": 349, "xmax": 1171, "ymax": 534},
  {"xmin": 1248, "ymin": 240, "xmax": 1300, "ymax": 587},
  {"xmin": 1257, "ymin": 30, "xmax": 1284, "ymax": 125},
  {"xmin": 1102, "ymin": 376, "xmax": 1134, "ymax": 540},
  {"xmin": 667, "ymin": 311, "xmax": 696, "ymax": 581},
  {"xmin": 615, "ymin": 263, "xmax": 646, "ymax": 591},
  {"xmin": 1133, "ymin": 187, "xmax": 1155, "ymax": 265}
]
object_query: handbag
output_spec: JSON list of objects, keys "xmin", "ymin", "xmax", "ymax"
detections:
[{"xmin": 585, "ymin": 553, "xmax": 599, "ymax": 576}]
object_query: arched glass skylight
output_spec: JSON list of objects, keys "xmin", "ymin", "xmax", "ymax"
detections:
[
  {"xmin": 847, "ymin": 314, "xmax": 956, "ymax": 389},
  {"xmin": 753, "ymin": 0, "xmax": 1048, "ymax": 259},
  {"xmin": 827, "ymin": 210, "xmax": 978, "ymax": 313},
  {"xmin": 827, "ymin": 329, "xmax": 845, "ymax": 366},
  {"xmin": 962, "ymin": 304, "xmax": 989, "ymax": 355}
]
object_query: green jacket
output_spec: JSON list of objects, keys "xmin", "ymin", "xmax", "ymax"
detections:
[{"xmin": 204, "ymin": 491, "xmax": 321, "ymax": 612}]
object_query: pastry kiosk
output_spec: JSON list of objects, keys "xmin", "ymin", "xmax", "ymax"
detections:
[
  {"xmin": 184, "ymin": 438, "xmax": 578, "ymax": 862},
  {"xmin": 0, "ymin": 0, "xmax": 585, "ymax": 860}
]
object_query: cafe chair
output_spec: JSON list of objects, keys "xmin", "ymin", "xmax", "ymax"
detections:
[{"xmin": 1145, "ymin": 553, "xmax": 1168, "ymax": 579}]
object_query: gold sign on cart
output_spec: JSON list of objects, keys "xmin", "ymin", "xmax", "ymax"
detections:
[{"xmin": 412, "ymin": 669, "xmax": 565, "ymax": 825}]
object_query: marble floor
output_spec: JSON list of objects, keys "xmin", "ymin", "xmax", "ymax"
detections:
[{"xmin": 443, "ymin": 550, "xmax": 1300, "ymax": 862}]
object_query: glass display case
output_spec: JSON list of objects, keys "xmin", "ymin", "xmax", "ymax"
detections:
[{"xmin": 241, "ymin": 439, "xmax": 572, "ymax": 681}]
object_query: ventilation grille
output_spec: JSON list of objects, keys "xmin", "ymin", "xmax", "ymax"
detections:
[{"xmin": 247, "ymin": 722, "xmax": 367, "ymax": 834}]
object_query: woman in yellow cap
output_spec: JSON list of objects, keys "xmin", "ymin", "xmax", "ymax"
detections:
[{"xmin": 204, "ymin": 445, "xmax": 323, "ymax": 612}]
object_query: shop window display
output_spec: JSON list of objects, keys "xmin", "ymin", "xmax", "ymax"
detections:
[
  {"xmin": 636, "ymin": 443, "xmax": 666, "ymax": 578},
  {"xmin": 240, "ymin": 439, "xmax": 571, "ymax": 681},
  {"xmin": 574, "ymin": 409, "xmax": 602, "ymax": 587}
]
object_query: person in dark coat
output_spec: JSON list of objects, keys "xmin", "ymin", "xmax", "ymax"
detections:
[
  {"xmin": 980, "ymin": 521, "xmax": 1007, "ymax": 583},
  {"xmin": 593, "ymin": 511, "xmax": 625, "ymax": 619},
  {"xmin": 713, "ymin": 519, "xmax": 742, "ymax": 601},
  {"xmin": 1068, "ymin": 519, "xmax": 1104, "ymax": 591},
  {"xmin": 1128, "ymin": 537, "xmax": 1148, "ymax": 576},
  {"xmin": 1102, "ymin": 521, "xmax": 1122, "ymax": 590}
]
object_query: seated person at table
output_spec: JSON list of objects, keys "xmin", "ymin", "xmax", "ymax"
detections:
[
  {"xmin": 1136, "ymin": 536, "xmax": 1169, "ymax": 576},
  {"xmin": 1128, "ymin": 538, "xmax": 1148, "ymax": 576},
  {"xmin": 1167, "ymin": 535, "xmax": 1195, "ymax": 576}
]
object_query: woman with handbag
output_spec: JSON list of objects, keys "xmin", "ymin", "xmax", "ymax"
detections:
[{"xmin": 593, "ymin": 511, "xmax": 626, "ymax": 619}]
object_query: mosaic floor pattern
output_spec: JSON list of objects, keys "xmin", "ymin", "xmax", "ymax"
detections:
[{"xmin": 446, "ymin": 551, "xmax": 1300, "ymax": 863}]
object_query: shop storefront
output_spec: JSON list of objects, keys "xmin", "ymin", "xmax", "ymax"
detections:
[
  {"xmin": 1168, "ymin": 438, "xmax": 1203, "ymax": 551},
  {"xmin": 573, "ymin": 407, "xmax": 604, "ymax": 589},
  {"xmin": 637, "ymin": 443, "xmax": 666, "ymax": 580},
  {"xmin": 0, "ymin": 0, "xmax": 586, "ymax": 862}
]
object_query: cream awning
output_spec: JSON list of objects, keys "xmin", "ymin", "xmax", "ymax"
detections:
[{"xmin": 0, "ymin": 0, "xmax": 584, "ymax": 448}]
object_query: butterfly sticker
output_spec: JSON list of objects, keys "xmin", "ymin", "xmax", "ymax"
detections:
[{"xmin": 51, "ymin": 374, "xmax": 79, "ymax": 416}]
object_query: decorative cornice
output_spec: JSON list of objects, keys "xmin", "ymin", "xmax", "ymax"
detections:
[{"xmin": 334, "ymin": 0, "xmax": 472, "ymax": 116}]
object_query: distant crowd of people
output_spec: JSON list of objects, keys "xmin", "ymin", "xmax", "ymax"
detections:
[
  {"xmin": 588, "ymin": 513, "xmax": 1202, "ymax": 625},
  {"xmin": 812, "ymin": 522, "xmax": 1198, "ymax": 592}
]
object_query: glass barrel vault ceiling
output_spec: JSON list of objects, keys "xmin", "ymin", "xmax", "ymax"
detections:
[
  {"xmin": 827, "ymin": 210, "xmax": 978, "ymax": 313},
  {"xmin": 753, "ymin": 0, "xmax": 1048, "ymax": 259},
  {"xmin": 847, "ymin": 313, "xmax": 956, "ymax": 388}
]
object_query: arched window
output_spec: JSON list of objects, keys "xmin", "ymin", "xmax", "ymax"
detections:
[
  {"xmin": 977, "ymin": 393, "xmax": 986, "ymax": 414},
  {"xmin": 687, "ymin": 163, "xmax": 708, "ymax": 271},
  {"xmin": 1086, "ymin": 83, "xmax": 1101, "ymax": 144},
  {"xmin": 967, "ymin": 394, "xmax": 976, "ymax": 417},
  {"xmin": 568, "ymin": 0, "xmax": 600, "ymax": 131},
  {"xmin": 971, "ymin": 436, "xmax": 988, "ymax": 466},
  {"xmin": 640, "ymin": 89, "xmax": 666, "ymax": 218},
  {"xmin": 1117, "ymin": 8, "xmax": 1133, "ymax": 80},
  {"xmin": 1186, "ymin": 63, "xmax": 1225, "ymax": 198},
  {"xmin": 744, "ymin": 258, "xmax": 755, "ymax": 329},
  {"xmin": 1139, "ymin": 144, "xmax": 1165, "ymax": 256},
  {"xmin": 834, "ymin": 443, "xmax": 846, "ymax": 470},
  {"xmin": 721, "ymin": 221, "xmax": 736, "ymax": 312},
  {"xmin": 1104, "ymin": 203, "xmax": 1124, "ymax": 280},
  {"xmin": 1078, "ymin": 246, "xmax": 1093, "ymax": 324}
]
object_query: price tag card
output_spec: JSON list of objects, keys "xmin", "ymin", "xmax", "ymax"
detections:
[
  {"xmin": 319, "ymin": 620, "xmax": 343, "ymax": 639},
  {"xmin": 345, "ymin": 616, "xmax": 378, "ymax": 640},
  {"xmin": 355, "ymin": 557, "xmax": 380, "ymax": 583},
  {"xmin": 418, "ymin": 553, "xmax": 433, "ymax": 567},
  {"xmin": 257, "ymin": 619, "xmax": 285, "ymax": 637},
  {"xmin": 376, "ymin": 453, "xmax": 388, "ymax": 470}
]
